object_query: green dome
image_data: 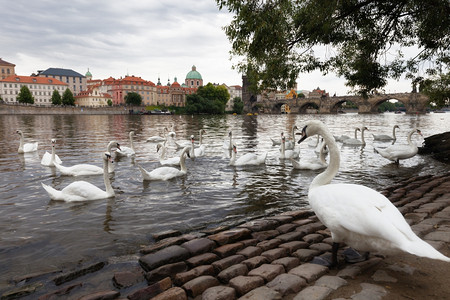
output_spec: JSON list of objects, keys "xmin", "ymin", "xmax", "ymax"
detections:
[
  {"xmin": 85, "ymin": 69, "xmax": 92, "ymax": 77},
  {"xmin": 186, "ymin": 65, "xmax": 202, "ymax": 80}
]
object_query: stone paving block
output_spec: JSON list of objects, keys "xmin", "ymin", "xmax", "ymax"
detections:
[
  {"xmin": 292, "ymin": 286, "xmax": 332, "ymax": 300},
  {"xmin": 292, "ymin": 219, "xmax": 314, "ymax": 226},
  {"xmin": 239, "ymin": 219, "xmax": 280, "ymax": 232},
  {"xmin": 186, "ymin": 252, "xmax": 219, "ymax": 268},
  {"xmin": 415, "ymin": 202, "xmax": 447, "ymax": 214},
  {"xmin": 350, "ymin": 283, "xmax": 387, "ymax": 300},
  {"xmin": 113, "ymin": 270, "xmax": 144, "ymax": 288},
  {"xmin": 140, "ymin": 235, "xmax": 196, "ymax": 254},
  {"xmin": 128, "ymin": 277, "xmax": 172, "ymax": 300},
  {"xmin": 208, "ymin": 228, "xmax": 252, "ymax": 246},
  {"xmin": 410, "ymin": 223, "xmax": 434, "ymax": 237},
  {"xmin": 248, "ymin": 263, "xmax": 285, "ymax": 283},
  {"xmin": 181, "ymin": 238, "xmax": 217, "ymax": 256},
  {"xmin": 242, "ymin": 256, "xmax": 269, "ymax": 270},
  {"xmin": 212, "ymin": 255, "xmax": 246, "ymax": 273},
  {"xmin": 152, "ymin": 229, "xmax": 181, "ymax": 241},
  {"xmin": 266, "ymin": 273, "xmax": 307, "ymax": 296},
  {"xmin": 303, "ymin": 233, "xmax": 324, "ymax": 243},
  {"xmin": 276, "ymin": 231, "xmax": 305, "ymax": 243},
  {"xmin": 336, "ymin": 266, "xmax": 361, "ymax": 279},
  {"xmin": 371, "ymin": 269, "xmax": 398, "ymax": 282},
  {"xmin": 272, "ymin": 257, "xmax": 300, "ymax": 272},
  {"xmin": 217, "ymin": 264, "xmax": 249, "ymax": 283},
  {"xmin": 352, "ymin": 257, "xmax": 383, "ymax": 271},
  {"xmin": 174, "ymin": 265, "xmax": 215, "ymax": 286},
  {"xmin": 424, "ymin": 231, "xmax": 450, "ymax": 242},
  {"xmin": 257, "ymin": 239, "xmax": 282, "ymax": 251},
  {"xmin": 139, "ymin": 245, "xmax": 190, "ymax": 271},
  {"xmin": 151, "ymin": 287, "xmax": 187, "ymax": 300},
  {"xmin": 275, "ymin": 223, "xmax": 298, "ymax": 234},
  {"xmin": 238, "ymin": 286, "xmax": 282, "ymax": 300},
  {"xmin": 202, "ymin": 286, "xmax": 236, "ymax": 300},
  {"xmin": 309, "ymin": 243, "xmax": 332, "ymax": 253},
  {"xmin": 289, "ymin": 263, "xmax": 328, "ymax": 283},
  {"xmin": 321, "ymin": 237, "xmax": 334, "ymax": 245},
  {"xmin": 420, "ymin": 218, "xmax": 446, "ymax": 226},
  {"xmin": 182, "ymin": 275, "xmax": 219, "ymax": 298},
  {"xmin": 213, "ymin": 242, "xmax": 244, "ymax": 258},
  {"xmin": 281, "ymin": 209, "xmax": 313, "ymax": 219},
  {"xmin": 229, "ymin": 275, "xmax": 265, "ymax": 296},
  {"xmin": 433, "ymin": 210, "xmax": 450, "ymax": 219},
  {"xmin": 314, "ymin": 275, "xmax": 347, "ymax": 290},
  {"xmin": 240, "ymin": 239, "xmax": 259, "ymax": 247},
  {"xmin": 279, "ymin": 241, "xmax": 309, "ymax": 254},
  {"xmin": 261, "ymin": 248, "xmax": 288, "ymax": 262},
  {"xmin": 237, "ymin": 246, "xmax": 263, "ymax": 258},
  {"xmin": 78, "ymin": 290, "xmax": 120, "ymax": 300},
  {"xmin": 425, "ymin": 240, "xmax": 446, "ymax": 251},
  {"xmin": 267, "ymin": 215, "xmax": 294, "ymax": 224},
  {"xmin": 145, "ymin": 261, "xmax": 187, "ymax": 283},
  {"xmin": 293, "ymin": 248, "xmax": 320, "ymax": 262},
  {"xmin": 252, "ymin": 230, "xmax": 280, "ymax": 242}
]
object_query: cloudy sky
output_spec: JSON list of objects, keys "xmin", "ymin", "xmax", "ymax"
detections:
[{"xmin": 1, "ymin": 0, "xmax": 414, "ymax": 95}]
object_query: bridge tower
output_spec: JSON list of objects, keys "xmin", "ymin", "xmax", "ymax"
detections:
[{"xmin": 242, "ymin": 75, "xmax": 258, "ymax": 113}]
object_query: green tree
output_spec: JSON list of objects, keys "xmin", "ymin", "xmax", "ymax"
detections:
[
  {"xmin": 125, "ymin": 92, "xmax": 142, "ymax": 106},
  {"xmin": 17, "ymin": 85, "xmax": 34, "ymax": 104},
  {"xmin": 196, "ymin": 83, "xmax": 230, "ymax": 106},
  {"xmin": 51, "ymin": 89, "xmax": 62, "ymax": 105},
  {"xmin": 185, "ymin": 93, "xmax": 225, "ymax": 114},
  {"xmin": 419, "ymin": 72, "xmax": 450, "ymax": 109},
  {"xmin": 232, "ymin": 97, "xmax": 244, "ymax": 114},
  {"xmin": 107, "ymin": 99, "xmax": 112, "ymax": 106},
  {"xmin": 216, "ymin": 0, "xmax": 450, "ymax": 96},
  {"xmin": 62, "ymin": 88, "xmax": 75, "ymax": 106}
]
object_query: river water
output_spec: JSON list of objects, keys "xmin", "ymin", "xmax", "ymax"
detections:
[{"xmin": 0, "ymin": 112, "xmax": 448, "ymax": 286}]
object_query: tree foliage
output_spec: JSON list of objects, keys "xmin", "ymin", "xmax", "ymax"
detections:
[
  {"xmin": 185, "ymin": 83, "xmax": 230, "ymax": 114},
  {"xmin": 17, "ymin": 85, "xmax": 34, "ymax": 104},
  {"xmin": 232, "ymin": 97, "xmax": 244, "ymax": 114},
  {"xmin": 51, "ymin": 90, "xmax": 62, "ymax": 105},
  {"xmin": 107, "ymin": 99, "xmax": 112, "ymax": 106},
  {"xmin": 216, "ymin": 0, "xmax": 450, "ymax": 96},
  {"xmin": 125, "ymin": 92, "xmax": 142, "ymax": 106},
  {"xmin": 62, "ymin": 88, "xmax": 75, "ymax": 106},
  {"xmin": 196, "ymin": 83, "xmax": 230, "ymax": 105},
  {"xmin": 418, "ymin": 72, "xmax": 450, "ymax": 108}
]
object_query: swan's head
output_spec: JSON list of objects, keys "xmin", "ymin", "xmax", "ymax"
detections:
[
  {"xmin": 228, "ymin": 131, "xmax": 232, "ymax": 137},
  {"xmin": 130, "ymin": 131, "xmax": 135, "ymax": 136},
  {"xmin": 191, "ymin": 135, "xmax": 195, "ymax": 142},
  {"xmin": 200, "ymin": 129, "xmax": 206, "ymax": 134},
  {"xmin": 104, "ymin": 152, "xmax": 114, "ymax": 163},
  {"xmin": 362, "ymin": 127, "xmax": 368, "ymax": 131},
  {"xmin": 232, "ymin": 144, "xmax": 237, "ymax": 153},
  {"xmin": 297, "ymin": 120, "xmax": 327, "ymax": 144},
  {"xmin": 156, "ymin": 143, "xmax": 162, "ymax": 152},
  {"xmin": 293, "ymin": 125, "xmax": 298, "ymax": 130},
  {"xmin": 16, "ymin": 130, "xmax": 23, "ymax": 135},
  {"xmin": 416, "ymin": 129, "xmax": 423, "ymax": 136},
  {"xmin": 394, "ymin": 125, "xmax": 400, "ymax": 129},
  {"xmin": 281, "ymin": 136, "xmax": 286, "ymax": 143},
  {"xmin": 51, "ymin": 139, "xmax": 56, "ymax": 147},
  {"xmin": 356, "ymin": 127, "xmax": 361, "ymax": 132},
  {"xmin": 107, "ymin": 141, "xmax": 120, "ymax": 152}
]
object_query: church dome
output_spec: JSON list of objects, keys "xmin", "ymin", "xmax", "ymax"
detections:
[
  {"xmin": 85, "ymin": 69, "xmax": 92, "ymax": 78},
  {"xmin": 186, "ymin": 65, "xmax": 202, "ymax": 80}
]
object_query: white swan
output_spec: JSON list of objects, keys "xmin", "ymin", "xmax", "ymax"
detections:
[
  {"xmin": 270, "ymin": 132, "xmax": 283, "ymax": 146},
  {"xmin": 53, "ymin": 140, "xmax": 119, "ymax": 176},
  {"xmin": 116, "ymin": 131, "xmax": 136, "ymax": 157},
  {"xmin": 138, "ymin": 146, "xmax": 190, "ymax": 181},
  {"xmin": 229, "ymin": 144, "xmax": 267, "ymax": 166},
  {"xmin": 223, "ymin": 131, "xmax": 233, "ymax": 150},
  {"xmin": 41, "ymin": 152, "xmax": 115, "ymax": 201},
  {"xmin": 285, "ymin": 125, "xmax": 298, "ymax": 150},
  {"xmin": 314, "ymin": 137, "xmax": 329, "ymax": 154},
  {"xmin": 16, "ymin": 130, "xmax": 38, "ymax": 153},
  {"xmin": 291, "ymin": 142, "xmax": 327, "ymax": 170},
  {"xmin": 190, "ymin": 132, "xmax": 206, "ymax": 159},
  {"xmin": 342, "ymin": 127, "xmax": 368, "ymax": 146},
  {"xmin": 297, "ymin": 120, "xmax": 449, "ymax": 266},
  {"xmin": 196, "ymin": 129, "xmax": 207, "ymax": 155},
  {"xmin": 41, "ymin": 139, "xmax": 63, "ymax": 167},
  {"xmin": 280, "ymin": 136, "xmax": 299, "ymax": 159},
  {"xmin": 373, "ymin": 125, "xmax": 399, "ymax": 141},
  {"xmin": 374, "ymin": 129, "xmax": 422, "ymax": 164},
  {"xmin": 156, "ymin": 142, "xmax": 180, "ymax": 166}
]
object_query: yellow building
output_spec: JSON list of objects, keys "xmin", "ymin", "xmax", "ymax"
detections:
[
  {"xmin": 0, "ymin": 58, "xmax": 15, "ymax": 80},
  {"xmin": 75, "ymin": 84, "xmax": 112, "ymax": 107}
]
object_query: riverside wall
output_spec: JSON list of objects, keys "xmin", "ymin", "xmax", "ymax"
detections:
[{"xmin": 0, "ymin": 103, "xmax": 134, "ymax": 115}]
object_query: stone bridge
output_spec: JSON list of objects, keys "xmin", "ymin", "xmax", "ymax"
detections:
[{"xmin": 257, "ymin": 92, "xmax": 429, "ymax": 114}]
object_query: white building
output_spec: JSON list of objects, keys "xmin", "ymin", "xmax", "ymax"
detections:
[{"xmin": 0, "ymin": 75, "xmax": 67, "ymax": 106}]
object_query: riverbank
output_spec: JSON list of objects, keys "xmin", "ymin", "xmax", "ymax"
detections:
[
  {"xmin": 0, "ymin": 103, "xmax": 132, "ymax": 115},
  {"xmin": 2, "ymin": 172, "xmax": 449, "ymax": 300}
]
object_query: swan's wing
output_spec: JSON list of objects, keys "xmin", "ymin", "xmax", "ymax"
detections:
[
  {"xmin": 309, "ymin": 184, "xmax": 415, "ymax": 244},
  {"xmin": 60, "ymin": 181, "xmax": 107, "ymax": 201},
  {"xmin": 56, "ymin": 163, "xmax": 103, "ymax": 176},
  {"xmin": 41, "ymin": 152, "xmax": 51, "ymax": 165},
  {"xmin": 24, "ymin": 142, "xmax": 38, "ymax": 152},
  {"xmin": 54, "ymin": 154, "xmax": 62, "ymax": 164},
  {"xmin": 148, "ymin": 166, "xmax": 180, "ymax": 180}
]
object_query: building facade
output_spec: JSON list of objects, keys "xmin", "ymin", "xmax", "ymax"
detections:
[
  {"xmin": 185, "ymin": 65, "xmax": 203, "ymax": 88},
  {"xmin": 36, "ymin": 68, "xmax": 86, "ymax": 96},
  {"xmin": 75, "ymin": 84, "xmax": 112, "ymax": 107},
  {"xmin": 102, "ymin": 75, "xmax": 157, "ymax": 106},
  {"xmin": 0, "ymin": 58, "xmax": 15, "ymax": 80},
  {"xmin": 0, "ymin": 75, "xmax": 67, "ymax": 106},
  {"xmin": 157, "ymin": 77, "xmax": 197, "ymax": 107}
]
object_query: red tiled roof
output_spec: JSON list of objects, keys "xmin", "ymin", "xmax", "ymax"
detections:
[{"xmin": 0, "ymin": 75, "xmax": 67, "ymax": 85}]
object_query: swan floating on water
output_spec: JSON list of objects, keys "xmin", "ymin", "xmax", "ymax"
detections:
[
  {"xmin": 291, "ymin": 142, "xmax": 327, "ymax": 170},
  {"xmin": 16, "ymin": 130, "xmax": 38, "ymax": 154},
  {"xmin": 229, "ymin": 144, "xmax": 267, "ymax": 166},
  {"xmin": 157, "ymin": 142, "xmax": 180, "ymax": 166},
  {"xmin": 373, "ymin": 125, "xmax": 399, "ymax": 142},
  {"xmin": 297, "ymin": 120, "xmax": 450, "ymax": 266},
  {"xmin": 270, "ymin": 132, "xmax": 283, "ymax": 146},
  {"xmin": 342, "ymin": 127, "xmax": 368, "ymax": 146},
  {"xmin": 54, "ymin": 140, "xmax": 120, "ymax": 176},
  {"xmin": 280, "ymin": 136, "xmax": 299, "ymax": 159},
  {"xmin": 374, "ymin": 129, "xmax": 422, "ymax": 164},
  {"xmin": 147, "ymin": 128, "xmax": 167, "ymax": 143},
  {"xmin": 41, "ymin": 139, "xmax": 62, "ymax": 167},
  {"xmin": 41, "ymin": 152, "xmax": 115, "ymax": 201},
  {"xmin": 334, "ymin": 127, "xmax": 360, "ymax": 143},
  {"xmin": 116, "ymin": 131, "xmax": 136, "ymax": 157},
  {"xmin": 138, "ymin": 146, "xmax": 190, "ymax": 181},
  {"xmin": 284, "ymin": 125, "xmax": 298, "ymax": 150},
  {"xmin": 223, "ymin": 131, "xmax": 233, "ymax": 150}
]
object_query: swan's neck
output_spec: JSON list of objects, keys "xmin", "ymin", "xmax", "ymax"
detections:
[
  {"xmin": 103, "ymin": 158, "xmax": 114, "ymax": 196},
  {"xmin": 292, "ymin": 127, "xmax": 296, "ymax": 143},
  {"xmin": 310, "ymin": 130, "xmax": 340, "ymax": 190},
  {"xmin": 319, "ymin": 143, "xmax": 327, "ymax": 164},
  {"xmin": 229, "ymin": 134, "xmax": 232, "ymax": 149},
  {"xmin": 230, "ymin": 149, "xmax": 236, "ymax": 165},
  {"xmin": 392, "ymin": 126, "xmax": 397, "ymax": 139},
  {"xmin": 18, "ymin": 134, "xmax": 24, "ymax": 150},
  {"xmin": 280, "ymin": 140, "xmax": 285, "ymax": 157},
  {"xmin": 51, "ymin": 145, "xmax": 56, "ymax": 163},
  {"xmin": 179, "ymin": 148, "xmax": 188, "ymax": 172},
  {"xmin": 361, "ymin": 128, "xmax": 366, "ymax": 144},
  {"xmin": 199, "ymin": 130, "xmax": 203, "ymax": 145},
  {"xmin": 354, "ymin": 128, "xmax": 358, "ymax": 139},
  {"xmin": 407, "ymin": 130, "xmax": 415, "ymax": 145},
  {"xmin": 190, "ymin": 140, "xmax": 195, "ymax": 158},
  {"xmin": 129, "ymin": 133, "xmax": 135, "ymax": 151}
]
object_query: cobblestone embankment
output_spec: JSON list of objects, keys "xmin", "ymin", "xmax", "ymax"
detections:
[{"xmin": 2, "ymin": 172, "xmax": 450, "ymax": 300}]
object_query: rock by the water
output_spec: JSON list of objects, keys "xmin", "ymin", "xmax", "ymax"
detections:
[{"xmin": 418, "ymin": 131, "xmax": 450, "ymax": 163}]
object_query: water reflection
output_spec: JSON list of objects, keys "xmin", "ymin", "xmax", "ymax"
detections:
[{"xmin": 0, "ymin": 113, "xmax": 448, "ymax": 285}]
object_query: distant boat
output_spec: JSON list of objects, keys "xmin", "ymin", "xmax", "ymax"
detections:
[{"xmin": 395, "ymin": 110, "xmax": 403, "ymax": 114}]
